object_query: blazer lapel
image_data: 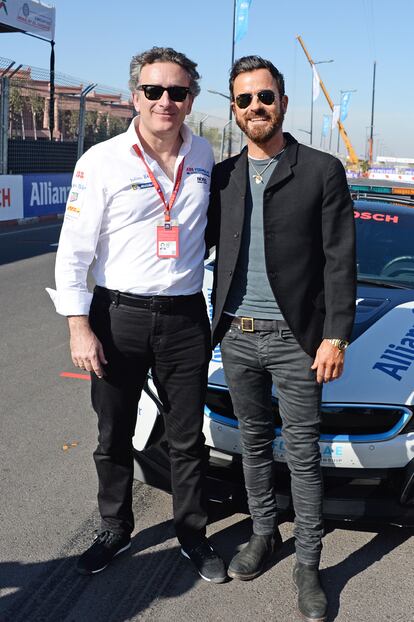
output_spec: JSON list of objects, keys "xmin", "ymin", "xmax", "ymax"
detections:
[
  {"xmin": 228, "ymin": 147, "xmax": 248, "ymax": 196},
  {"xmin": 226, "ymin": 148, "xmax": 248, "ymax": 228},
  {"xmin": 266, "ymin": 133, "xmax": 298, "ymax": 191}
]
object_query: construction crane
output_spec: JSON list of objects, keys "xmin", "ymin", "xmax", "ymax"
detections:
[{"xmin": 296, "ymin": 35, "xmax": 359, "ymax": 166}]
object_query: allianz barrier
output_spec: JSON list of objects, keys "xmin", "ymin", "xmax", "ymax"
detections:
[{"xmin": 0, "ymin": 173, "xmax": 71, "ymax": 223}]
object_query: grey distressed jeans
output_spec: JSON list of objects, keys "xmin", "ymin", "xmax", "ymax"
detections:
[{"xmin": 220, "ymin": 322, "xmax": 323, "ymax": 565}]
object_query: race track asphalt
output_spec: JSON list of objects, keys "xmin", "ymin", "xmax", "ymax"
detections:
[{"xmin": 0, "ymin": 222, "xmax": 412, "ymax": 622}]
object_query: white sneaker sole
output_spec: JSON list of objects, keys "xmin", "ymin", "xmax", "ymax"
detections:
[
  {"xmin": 81, "ymin": 541, "xmax": 131, "ymax": 575},
  {"xmin": 180, "ymin": 548, "xmax": 227, "ymax": 584}
]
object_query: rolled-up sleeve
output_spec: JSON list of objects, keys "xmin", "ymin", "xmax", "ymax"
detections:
[{"xmin": 50, "ymin": 148, "xmax": 106, "ymax": 316}]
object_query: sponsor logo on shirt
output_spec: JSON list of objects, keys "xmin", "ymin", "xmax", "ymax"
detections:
[
  {"xmin": 69, "ymin": 191, "xmax": 79, "ymax": 201},
  {"xmin": 197, "ymin": 176, "xmax": 208, "ymax": 185},
  {"xmin": 75, "ymin": 170, "xmax": 84, "ymax": 179},
  {"xmin": 132, "ymin": 181, "xmax": 154, "ymax": 190},
  {"xmin": 71, "ymin": 182, "xmax": 86, "ymax": 191},
  {"xmin": 186, "ymin": 167, "xmax": 211, "ymax": 177},
  {"xmin": 66, "ymin": 204, "xmax": 81, "ymax": 216}
]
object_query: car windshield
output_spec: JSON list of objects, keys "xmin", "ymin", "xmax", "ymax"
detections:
[{"xmin": 355, "ymin": 200, "xmax": 414, "ymax": 288}]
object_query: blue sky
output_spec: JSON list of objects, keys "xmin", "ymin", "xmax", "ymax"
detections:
[{"xmin": 2, "ymin": 0, "xmax": 413, "ymax": 159}]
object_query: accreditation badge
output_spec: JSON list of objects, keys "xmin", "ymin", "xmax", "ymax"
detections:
[{"xmin": 156, "ymin": 220, "xmax": 180, "ymax": 258}]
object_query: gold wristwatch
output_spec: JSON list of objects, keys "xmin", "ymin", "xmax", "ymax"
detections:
[{"xmin": 327, "ymin": 338, "xmax": 349, "ymax": 351}]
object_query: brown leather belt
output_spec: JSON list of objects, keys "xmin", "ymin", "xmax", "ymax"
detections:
[{"xmin": 230, "ymin": 316, "xmax": 289, "ymax": 333}]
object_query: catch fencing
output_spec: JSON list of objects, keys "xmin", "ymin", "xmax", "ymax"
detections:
[{"xmin": 0, "ymin": 56, "xmax": 241, "ymax": 176}]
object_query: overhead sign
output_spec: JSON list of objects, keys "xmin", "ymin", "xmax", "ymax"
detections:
[
  {"xmin": 0, "ymin": 0, "xmax": 55, "ymax": 40},
  {"xmin": 0, "ymin": 175, "xmax": 23, "ymax": 221}
]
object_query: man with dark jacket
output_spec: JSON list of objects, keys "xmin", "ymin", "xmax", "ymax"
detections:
[{"xmin": 207, "ymin": 56, "xmax": 356, "ymax": 621}]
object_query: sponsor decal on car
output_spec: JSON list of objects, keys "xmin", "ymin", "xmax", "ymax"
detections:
[
  {"xmin": 354, "ymin": 210, "xmax": 399, "ymax": 223},
  {"xmin": 273, "ymin": 437, "xmax": 345, "ymax": 465},
  {"xmin": 373, "ymin": 309, "xmax": 414, "ymax": 380},
  {"xmin": 207, "ymin": 288, "xmax": 222, "ymax": 363}
]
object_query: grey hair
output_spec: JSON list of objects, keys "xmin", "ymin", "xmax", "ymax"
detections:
[{"xmin": 129, "ymin": 46, "xmax": 201, "ymax": 97}]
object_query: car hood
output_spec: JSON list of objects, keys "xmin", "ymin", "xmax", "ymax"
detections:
[{"xmin": 207, "ymin": 283, "xmax": 414, "ymax": 406}]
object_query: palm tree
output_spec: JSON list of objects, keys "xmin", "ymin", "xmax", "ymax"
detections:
[
  {"xmin": 9, "ymin": 87, "xmax": 26, "ymax": 139},
  {"xmin": 29, "ymin": 93, "xmax": 44, "ymax": 140}
]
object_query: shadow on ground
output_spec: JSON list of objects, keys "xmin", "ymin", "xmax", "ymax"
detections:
[{"xmin": 1, "ymin": 506, "xmax": 412, "ymax": 622}]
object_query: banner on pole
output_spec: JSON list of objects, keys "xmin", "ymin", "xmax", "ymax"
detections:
[
  {"xmin": 331, "ymin": 105, "xmax": 340, "ymax": 129},
  {"xmin": 234, "ymin": 0, "xmax": 252, "ymax": 43},
  {"xmin": 312, "ymin": 65, "xmax": 320, "ymax": 102},
  {"xmin": 0, "ymin": 0, "xmax": 55, "ymax": 40},
  {"xmin": 340, "ymin": 91, "xmax": 352, "ymax": 122},
  {"xmin": 322, "ymin": 114, "xmax": 330, "ymax": 137}
]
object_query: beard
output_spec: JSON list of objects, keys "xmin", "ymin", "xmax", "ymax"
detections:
[{"xmin": 235, "ymin": 108, "xmax": 285, "ymax": 145}]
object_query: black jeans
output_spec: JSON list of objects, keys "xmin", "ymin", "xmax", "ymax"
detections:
[
  {"xmin": 88, "ymin": 289, "xmax": 211, "ymax": 547},
  {"xmin": 220, "ymin": 322, "xmax": 323, "ymax": 565}
]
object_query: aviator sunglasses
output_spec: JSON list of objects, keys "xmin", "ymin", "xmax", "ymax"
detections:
[
  {"xmin": 137, "ymin": 84, "xmax": 190, "ymax": 102},
  {"xmin": 235, "ymin": 89, "xmax": 277, "ymax": 109}
]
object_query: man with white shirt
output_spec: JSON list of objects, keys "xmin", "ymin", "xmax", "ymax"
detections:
[{"xmin": 51, "ymin": 47, "xmax": 226, "ymax": 582}]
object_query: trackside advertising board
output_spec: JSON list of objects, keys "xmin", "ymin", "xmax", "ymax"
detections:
[
  {"xmin": 0, "ymin": 175, "xmax": 23, "ymax": 221},
  {"xmin": 23, "ymin": 173, "xmax": 71, "ymax": 217},
  {"xmin": 0, "ymin": 173, "xmax": 71, "ymax": 221}
]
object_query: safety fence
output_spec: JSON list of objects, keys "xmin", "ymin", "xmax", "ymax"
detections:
[{"xmin": 0, "ymin": 56, "xmax": 242, "ymax": 178}]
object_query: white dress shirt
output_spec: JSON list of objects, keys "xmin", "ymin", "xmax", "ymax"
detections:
[{"xmin": 48, "ymin": 118, "xmax": 214, "ymax": 316}]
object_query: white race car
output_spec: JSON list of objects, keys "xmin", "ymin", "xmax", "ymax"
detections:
[{"xmin": 133, "ymin": 183, "xmax": 414, "ymax": 525}]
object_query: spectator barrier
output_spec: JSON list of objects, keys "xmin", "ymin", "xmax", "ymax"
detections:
[{"xmin": 0, "ymin": 172, "xmax": 71, "ymax": 223}]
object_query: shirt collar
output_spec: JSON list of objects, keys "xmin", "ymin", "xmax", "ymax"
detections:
[{"xmin": 127, "ymin": 116, "xmax": 193, "ymax": 157}]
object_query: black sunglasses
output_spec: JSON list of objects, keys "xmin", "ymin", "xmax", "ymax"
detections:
[
  {"xmin": 137, "ymin": 84, "xmax": 190, "ymax": 102},
  {"xmin": 235, "ymin": 89, "xmax": 276, "ymax": 109}
]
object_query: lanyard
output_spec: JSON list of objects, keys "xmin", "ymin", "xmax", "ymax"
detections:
[{"xmin": 132, "ymin": 144, "xmax": 185, "ymax": 223}]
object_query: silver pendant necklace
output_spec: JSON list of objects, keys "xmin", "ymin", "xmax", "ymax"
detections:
[
  {"xmin": 248, "ymin": 145, "xmax": 286, "ymax": 184},
  {"xmin": 249, "ymin": 156, "xmax": 277, "ymax": 184}
]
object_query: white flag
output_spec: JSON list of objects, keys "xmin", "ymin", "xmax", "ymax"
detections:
[
  {"xmin": 312, "ymin": 65, "xmax": 320, "ymax": 102},
  {"xmin": 331, "ymin": 105, "xmax": 340, "ymax": 129}
]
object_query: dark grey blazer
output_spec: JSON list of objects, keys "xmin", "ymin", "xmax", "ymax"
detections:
[{"xmin": 206, "ymin": 132, "xmax": 356, "ymax": 356}]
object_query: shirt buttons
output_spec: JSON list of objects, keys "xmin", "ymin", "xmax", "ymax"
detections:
[{"xmin": 234, "ymin": 232, "xmax": 239, "ymax": 238}]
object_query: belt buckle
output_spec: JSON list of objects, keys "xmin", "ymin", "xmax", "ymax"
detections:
[
  {"xmin": 151, "ymin": 297, "xmax": 171, "ymax": 313},
  {"xmin": 241, "ymin": 317, "xmax": 254, "ymax": 332}
]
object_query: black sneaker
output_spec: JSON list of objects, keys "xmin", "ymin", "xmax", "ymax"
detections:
[
  {"xmin": 181, "ymin": 537, "xmax": 227, "ymax": 583},
  {"xmin": 76, "ymin": 530, "xmax": 131, "ymax": 575}
]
